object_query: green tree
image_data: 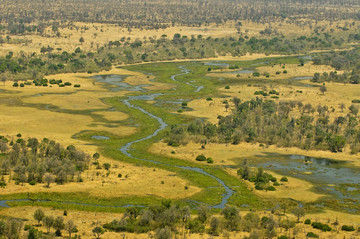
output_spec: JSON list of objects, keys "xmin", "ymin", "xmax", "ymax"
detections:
[
  {"xmin": 292, "ymin": 207, "xmax": 305, "ymax": 222},
  {"xmin": 33, "ymin": 209, "xmax": 45, "ymax": 226},
  {"xmin": 43, "ymin": 216, "xmax": 54, "ymax": 233},
  {"xmin": 92, "ymin": 226, "xmax": 105, "ymax": 239}
]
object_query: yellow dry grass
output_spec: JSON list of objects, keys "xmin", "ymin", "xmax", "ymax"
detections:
[
  {"xmin": 180, "ymin": 98, "xmax": 232, "ymax": 124},
  {"xmin": 0, "ymin": 154, "xmax": 200, "ymax": 199},
  {"xmin": 1, "ymin": 19, "xmax": 356, "ymax": 57}
]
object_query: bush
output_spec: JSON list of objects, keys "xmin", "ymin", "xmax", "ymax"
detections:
[
  {"xmin": 304, "ymin": 219, "xmax": 311, "ymax": 224},
  {"xmin": 118, "ymin": 174, "xmax": 122, "ymax": 178},
  {"xmin": 283, "ymin": 70, "xmax": 288, "ymax": 74},
  {"xmin": 225, "ymin": 85, "xmax": 230, "ymax": 89},
  {"xmin": 266, "ymin": 186, "xmax": 276, "ymax": 191},
  {"xmin": 280, "ymin": 176, "xmax": 288, "ymax": 182},
  {"xmin": 74, "ymin": 84, "xmax": 81, "ymax": 87},
  {"xmin": 64, "ymin": 82, "xmax": 72, "ymax": 86},
  {"xmin": 341, "ymin": 225, "xmax": 355, "ymax": 231},
  {"xmin": 352, "ymin": 99, "xmax": 360, "ymax": 103},
  {"xmin": 311, "ymin": 222, "xmax": 332, "ymax": 232},
  {"xmin": 253, "ymin": 72, "xmax": 261, "ymax": 77},
  {"xmin": 196, "ymin": 155, "xmax": 207, "ymax": 161},
  {"xmin": 273, "ymin": 182, "xmax": 280, "ymax": 186},
  {"xmin": 177, "ymin": 109, "xmax": 183, "ymax": 113},
  {"xmin": 181, "ymin": 102, "xmax": 187, "ymax": 107},
  {"xmin": 206, "ymin": 97, "xmax": 213, "ymax": 101},
  {"xmin": 306, "ymin": 232, "xmax": 319, "ymax": 238},
  {"xmin": 207, "ymin": 158, "xmax": 214, "ymax": 164},
  {"xmin": 59, "ymin": 84, "xmax": 65, "ymax": 87},
  {"xmin": 12, "ymin": 82, "xmax": 18, "ymax": 87},
  {"xmin": 276, "ymin": 71, "xmax": 282, "ymax": 75},
  {"xmin": 20, "ymin": 83, "xmax": 24, "ymax": 87},
  {"xmin": 278, "ymin": 236, "xmax": 288, "ymax": 239}
]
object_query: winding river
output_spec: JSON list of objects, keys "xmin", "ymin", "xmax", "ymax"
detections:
[
  {"xmin": 120, "ymin": 66, "xmax": 234, "ymax": 209},
  {"xmin": 0, "ymin": 66, "xmax": 233, "ymax": 209}
]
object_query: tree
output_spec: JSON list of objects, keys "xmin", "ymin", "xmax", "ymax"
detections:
[
  {"xmin": 319, "ymin": 83, "xmax": 327, "ymax": 95},
  {"xmin": 221, "ymin": 206, "xmax": 241, "ymax": 231},
  {"xmin": 79, "ymin": 37, "xmax": 84, "ymax": 44},
  {"xmin": 197, "ymin": 205, "xmax": 210, "ymax": 223},
  {"xmin": 349, "ymin": 104, "xmax": 359, "ymax": 116},
  {"xmin": 44, "ymin": 173, "xmax": 54, "ymax": 188},
  {"xmin": 92, "ymin": 226, "xmax": 105, "ymax": 239},
  {"xmin": 65, "ymin": 220, "xmax": 76, "ymax": 238},
  {"xmin": 156, "ymin": 226, "xmax": 172, "ymax": 239},
  {"xmin": 339, "ymin": 103, "xmax": 345, "ymax": 112},
  {"xmin": 292, "ymin": 207, "xmax": 305, "ymax": 222},
  {"xmin": 43, "ymin": 216, "xmax": 54, "ymax": 233},
  {"xmin": 33, "ymin": 209, "xmax": 45, "ymax": 226},
  {"xmin": 209, "ymin": 217, "xmax": 221, "ymax": 236},
  {"xmin": 5, "ymin": 219, "xmax": 22, "ymax": 239},
  {"xmin": 1, "ymin": 75, "xmax": 6, "ymax": 86},
  {"xmin": 53, "ymin": 216, "xmax": 64, "ymax": 234},
  {"xmin": 0, "ymin": 141, "xmax": 8, "ymax": 153}
]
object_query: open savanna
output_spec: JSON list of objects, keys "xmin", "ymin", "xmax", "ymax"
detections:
[
  {"xmin": 0, "ymin": 64, "xmax": 201, "ymax": 202},
  {"xmin": 0, "ymin": 19, "xmax": 357, "ymax": 57}
]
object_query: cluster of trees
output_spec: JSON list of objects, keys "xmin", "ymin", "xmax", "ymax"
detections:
[
  {"xmin": 0, "ymin": 136, "xmax": 90, "ymax": 187},
  {"xmin": 312, "ymin": 49, "xmax": 360, "ymax": 84},
  {"xmin": 166, "ymin": 97, "xmax": 360, "ymax": 153},
  {"xmin": 0, "ymin": 0, "xmax": 359, "ymax": 31},
  {"xmin": 237, "ymin": 160, "xmax": 288, "ymax": 191},
  {"xmin": 102, "ymin": 202, "xmax": 301, "ymax": 238}
]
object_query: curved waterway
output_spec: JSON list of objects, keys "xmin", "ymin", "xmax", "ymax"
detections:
[
  {"xmin": 120, "ymin": 66, "xmax": 233, "ymax": 208},
  {"xmin": 0, "ymin": 66, "xmax": 232, "ymax": 209}
]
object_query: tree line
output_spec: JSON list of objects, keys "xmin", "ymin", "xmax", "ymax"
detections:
[{"xmin": 165, "ymin": 97, "xmax": 360, "ymax": 153}]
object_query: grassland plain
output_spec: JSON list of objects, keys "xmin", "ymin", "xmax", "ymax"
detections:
[
  {"xmin": 1, "ymin": 20, "xmax": 356, "ymax": 57},
  {"xmin": 1, "ymin": 53, "xmax": 360, "ymax": 238}
]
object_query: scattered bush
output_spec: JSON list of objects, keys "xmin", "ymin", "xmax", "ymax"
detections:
[
  {"xmin": 304, "ymin": 219, "xmax": 311, "ymax": 225},
  {"xmin": 280, "ymin": 176, "xmax": 288, "ymax": 182},
  {"xmin": 207, "ymin": 158, "xmax": 214, "ymax": 164},
  {"xmin": 341, "ymin": 225, "xmax": 355, "ymax": 231},
  {"xmin": 196, "ymin": 155, "xmax": 207, "ymax": 161},
  {"xmin": 311, "ymin": 222, "xmax": 332, "ymax": 232},
  {"xmin": 306, "ymin": 232, "xmax": 319, "ymax": 238}
]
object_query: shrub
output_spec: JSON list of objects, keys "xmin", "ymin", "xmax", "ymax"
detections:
[
  {"xmin": 276, "ymin": 71, "xmax": 281, "ymax": 75},
  {"xmin": 266, "ymin": 186, "xmax": 276, "ymax": 191},
  {"xmin": 225, "ymin": 85, "xmax": 230, "ymax": 89},
  {"xmin": 171, "ymin": 151, "xmax": 176, "ymax": 154},
  {"xmin": 271, "ymin": 96, "xmax": 279, "ymax": 99},
  {"xmin": 29, "ymin": 180, "xmax": 36, "ymax": 186},
  {"xmin": 341, "ymin": 225, "xmax": 355, "ymax": 231},
  {"xmin": 196, "ymin": 155, "xmax": 207, "ymax": 161},
  {"xmin": 20, "ymin": 83, "xmax": 24, "ymax": 87},
  {"xmin": 280, "ymin": 176, "xmax": 288, "ymax": 182},
  {"xmin": 207, "ymin": 158, "xmax": 214, "ymax": 163},
  {"xmin": 253, "ymin": 72, "xmax": 261, "ymax": 77},
  {"xmin": 273, "ymin": 182, "xmax": 280, "ymax": 186},
  {"xmin": 25, "ymin": 82, "xmax": 32, "ymax": 85},
  {"xmin": 74, "ymin": 84, "xmax": 81, "ymax": 87},
  {"xmin": 352, "ymin": 99, "xmax": 360, "ymax": 103},
  {"xmin": 64, "ymin": 82, "xmax": 72, "ymax": 86},
  {"xmin": 283, "ymin": 70, "xmax": 288, "ymax": 74},
  {"xmin": 311, "ymin": 222, "xmax": 332, "ymax": 232},
  {"xmin": 206, "ymin": 97, "xmax": 213, "ymax": 101},
  {"xmin": 182, "ymin": 102, "xmax": 187, "ymax": 107},
  {"xmin": 118, "ymin": 174, "xmax": 122, "ymax": 178},
  {"xmin": 306, "ymin": 232, "xmax": 319, "ymax": 238},
  {"xmin": 304, "ymin": 219, "xmax": 311, "ymax": 224},
  {"xmin": 177, "ymin": 109, "xmax": 183, "ymax": 113},
  {"xmin": 278, "ymin": 236, "xmax": 288, "ymax": 239},
  {"xmin": 59, "ymin": 84, "xmax": 65, "ymax": 87},
  {"xmin": 12, "ymin": 82, "xmax": 18, "ymax": 87}
]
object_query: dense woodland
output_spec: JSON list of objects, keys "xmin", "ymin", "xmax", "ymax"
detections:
[
  {"xmin": 0, "ymin": 0, "xmax": 359, "ymax": 30},
  {"xmin": 166, "ymin": 97, "xmax": 360, "ymax": 153},
  {"xmin": 0, "ymin": 136, "xmax": 90, "ymax": 187},
  {"xmin": 312, "ymin": 49, "xmax": 360, "ymax": 84}
]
